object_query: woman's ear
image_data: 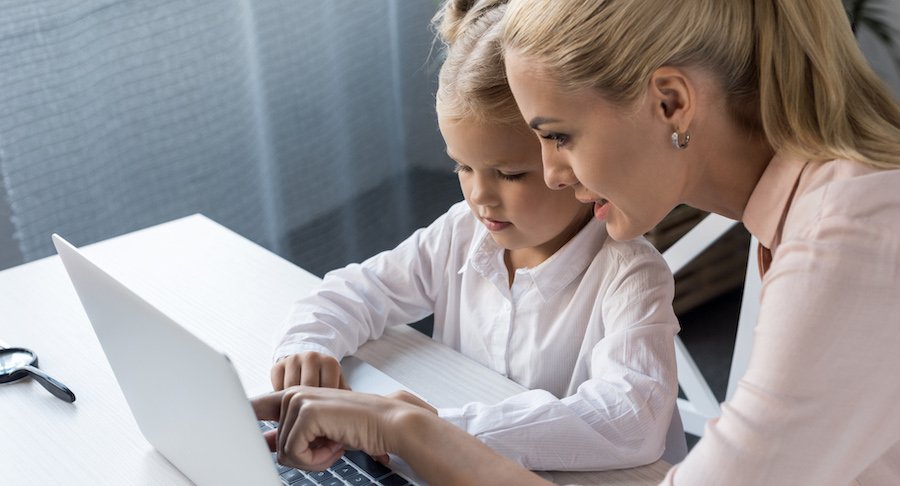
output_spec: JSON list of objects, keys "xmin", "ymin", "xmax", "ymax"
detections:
[{"xmin": 649, "ymin": 66, "xmax": 695, "ymax": 133}]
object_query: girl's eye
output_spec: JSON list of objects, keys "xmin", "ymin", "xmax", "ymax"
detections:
[
  {"xmin": 498, "ymin": 171, "xmax": 526, "ymax": 182},
  {"xmin": 540, "ymin": 132, "xmax": 569, "ymax": 150},
  {"xmin": 453, "ymin": 163, "xmax": 471, "ymax": 174}
]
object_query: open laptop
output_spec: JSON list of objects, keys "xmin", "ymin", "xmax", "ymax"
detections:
[{"xmin": 52, "ymin": 234, "xmax": 422, "ymax": 486}]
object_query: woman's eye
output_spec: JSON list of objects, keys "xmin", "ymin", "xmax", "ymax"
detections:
[{"xmin": 540, "ymin": 133, "xmax": 569, "ymax": 150}]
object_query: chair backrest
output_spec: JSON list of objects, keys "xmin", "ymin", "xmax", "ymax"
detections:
[
  {"xmin": 661, "ymin": 213, "xmax": 761, "ymax": 437},
  {"xmin": 661, "ymin": 403, "xmax": 688, "ymax": 464}
]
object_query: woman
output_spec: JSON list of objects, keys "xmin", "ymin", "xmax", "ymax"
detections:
[{"xmin": 253, "ymin": 0, "xmax": 900, "ymax": 484}]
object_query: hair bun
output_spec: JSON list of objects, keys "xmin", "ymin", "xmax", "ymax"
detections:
[{"xmin": 435, "ymin": 0, "xmax": 508, "ymax": 45}]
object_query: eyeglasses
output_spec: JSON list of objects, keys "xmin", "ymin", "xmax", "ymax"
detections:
[{"xmin": 0, "ymin": 340, "xmax": 76, "ymax": 403}]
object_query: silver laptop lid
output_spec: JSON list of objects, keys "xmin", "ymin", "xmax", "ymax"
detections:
[{"xmin": 52, "ymin": 234, "xmax": 280, "ymax": 486}]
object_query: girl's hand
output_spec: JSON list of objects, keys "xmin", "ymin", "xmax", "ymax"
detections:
[
  {"xmin": 271, "ymin": 352, "xmax": 348, "ymax": 391},
  {"xmin": 251, "ymin": 386, "xmax": 423, "ymax": 471}
]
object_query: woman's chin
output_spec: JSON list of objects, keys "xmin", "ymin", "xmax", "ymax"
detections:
[{"xmin": 605, "ymin": 213, "xmax": 650, "ymax": 242}]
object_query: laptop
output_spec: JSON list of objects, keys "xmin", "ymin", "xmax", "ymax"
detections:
[{"xmin": 52, "ymin": 234, "xmax": 423, "ymax": 486}]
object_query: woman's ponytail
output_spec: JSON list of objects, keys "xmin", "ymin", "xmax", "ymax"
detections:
[{"xmin": 754, "ymin": 0, "xmax": 900, "ymax": 167}]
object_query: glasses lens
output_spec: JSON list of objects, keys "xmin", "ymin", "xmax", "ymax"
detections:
[{"xmin": 0, "ymin": 350, "xmax": 34, "ymax": 375}]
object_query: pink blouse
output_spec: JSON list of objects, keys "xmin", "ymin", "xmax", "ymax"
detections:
[{"xmin": 662, "ymin": 152, "xmax": 900, "ymax": 485}]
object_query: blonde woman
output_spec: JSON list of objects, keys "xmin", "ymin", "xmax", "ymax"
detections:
[{"xmin": 253, "ymin": 0, "xmax": 900, "ymax": 484}]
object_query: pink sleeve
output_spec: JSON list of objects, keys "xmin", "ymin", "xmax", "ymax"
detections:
[{"xmin": 661, "ymin": 204, "xmax": 900, "ymax": 485}]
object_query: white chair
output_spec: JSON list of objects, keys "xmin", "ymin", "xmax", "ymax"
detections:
[{"xmin": 661, "ymin": 214, "xmax": 761, "ymax": 437}]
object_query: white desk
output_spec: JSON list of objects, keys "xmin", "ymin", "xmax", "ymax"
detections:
[{"xmin": 0, "ymin": 215, "xmax": 670, "ymax": 485}]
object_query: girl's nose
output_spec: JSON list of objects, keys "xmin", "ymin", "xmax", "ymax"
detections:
[{"xmin": 468, "ymin": 176, "xmax": 498, "ymax": 206}]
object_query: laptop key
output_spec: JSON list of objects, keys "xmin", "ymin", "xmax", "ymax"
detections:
[
  {"xmin": 333, "ymin": 462, "xmax": 359, "ymax": 478},
  {"xmin": 288, "ymin": 479, "xmax": 316, "ymax": 486},
  {"xmin": 320, "ymin": 478, "xmax": 344, "ymax": 486},
  {"xmin": 344, "ymin": 450, "xmax": 392, "ymax": 479},
  {"xmin": 378, "ymin": 474, "xmax": 409, "ymax": 486},
  {"xmin": 345, "ymin": 472, "xmax": 373, "ymax": 485},
  {"xmin": 307, "ymin": 469, "xmax": 335, "ymax": 483},
  {"xmin": 283, "ymin": 478, "xmax": 315, "ymax": 486},
  {"xmin": 272, "ymin": 457, "xmax": 291, "ymax": 471},
  {"xmin": 281, "ymin": 469, "xmax": 306, "ymax": 483}
]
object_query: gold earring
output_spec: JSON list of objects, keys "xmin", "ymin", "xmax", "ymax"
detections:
[{"xmin": 671, "ymin": 131, "xmax": 691, "ymax": 150}]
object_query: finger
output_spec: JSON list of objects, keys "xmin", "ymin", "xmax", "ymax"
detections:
[
  {"xmin": 270, "ymin": 364, "xmax": 285, "ymax": 391},
  {"xmin": 338, "ymin": 374, "xmax": 352, "ymax": 391},
  {"xmin": 278, "ymin": 390, "xmax": 302, "ymax": 458},
  {"xmin": 374, "ymin": 453, "xmax": 390, "ymax": 466},
  {"xmin": 251, "ymin": 390, "xmax": 287, "ymax": 421},
  {"xmin": 298, "ymin": 440, "xmax": 344, "ymax": 471},
  {"xmin": 300, "ymin": 361, "xmax": 320, "ymax": 387},
  {"xmin": 283, "ymin": 360, "xmax": 302, "ymax": 389},
  {"xmin": 319, "ymin": 363, "xmax": 342, "ymax": 389},
  {"xmin": 285, "ymin": 417, "xmax": 345, "ymax": 470},
  {"xmin": 263, "ymin": 429, "xmax": 277, "ymax": 452}
]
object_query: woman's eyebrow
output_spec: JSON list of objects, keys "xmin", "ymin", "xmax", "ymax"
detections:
[{"xmin": 528, "ymin": 116, "xmax": 561, "ymax": 130}]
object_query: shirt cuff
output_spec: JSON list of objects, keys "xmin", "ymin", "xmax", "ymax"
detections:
[
  {"xmin": 273, "ymin": 342, "xmax": 340, "ymax": 364},
  {"xmin": 437, "ymin": 407, "xmax": 468, "ymax": 430}
]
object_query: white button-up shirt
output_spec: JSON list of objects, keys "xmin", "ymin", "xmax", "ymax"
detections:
[{"xmin": 275, "ymin": 201, "xmax": 679, "ymax": 470}]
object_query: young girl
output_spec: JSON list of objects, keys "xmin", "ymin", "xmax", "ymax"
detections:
[{"xmin": 271, "ymin": 0, "xmax": 681, "ymax": 470}]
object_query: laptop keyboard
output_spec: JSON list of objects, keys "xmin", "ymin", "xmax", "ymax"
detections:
[{"xmin": 258, "ymin": 421, "xmax": 418, "ymax": 486}]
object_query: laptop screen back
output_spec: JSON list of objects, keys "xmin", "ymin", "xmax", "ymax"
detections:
[{"xmin": 53, "ymin": 234, "xmax": 281, "ymax": 486}]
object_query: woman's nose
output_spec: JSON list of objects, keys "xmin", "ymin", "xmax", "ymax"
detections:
[{"xmin": 543, "ymin": 155, "xmax": 577, "ymax": 190}]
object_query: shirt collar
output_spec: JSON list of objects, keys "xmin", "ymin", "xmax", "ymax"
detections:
[
  {"xmin": 459, "ymin": 216, "xmax": 608, "ymax": 301},
  {"xmin": 458, "ymin": 226, "xmax": 507, "ymax": 291},
  {"xmin": 743, "ymin": 151, "xmax": 809, "ymax": 249}
]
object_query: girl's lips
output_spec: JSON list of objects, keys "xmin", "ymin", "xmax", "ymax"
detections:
[{"xmin": 483, "ymin": 218, "xmax": 511, "ymax": 232}]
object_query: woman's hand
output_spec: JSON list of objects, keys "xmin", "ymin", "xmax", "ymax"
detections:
[
  {"xmin": 386, "ymin": 390, "xmax": 438, "ymax": 415},
  {"xmin": 252, "ymin": 386, "xmax": 552, "ymax": 485},
  {"xmin": 251, "ymin": 386, "xmax": 421, "ymax": 471},
  {"xmin": 271, "ymin": 352, "xmax": 348, "ymax": 391}
]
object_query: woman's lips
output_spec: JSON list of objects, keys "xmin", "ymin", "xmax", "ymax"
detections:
[
  {"xmin": 482, "ymin": 218, "xmax": 511, "ymax": 232},
  {"xmin": 593, "ymin": 199, "xmax": 610, "ymax": 222}
]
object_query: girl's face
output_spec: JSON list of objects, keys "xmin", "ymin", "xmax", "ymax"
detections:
[
  {"xmin": 504, "ymin": 52, "xmax": 687, "ymax": 241},
  {"xmin": 439, "ymin": 116, "xmax": 592, "ymax": 266}
]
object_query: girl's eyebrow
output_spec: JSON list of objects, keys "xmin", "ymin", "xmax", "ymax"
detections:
[{"xmin": 528, "ymin": 116, "xmax": 561, "ymax": 130}]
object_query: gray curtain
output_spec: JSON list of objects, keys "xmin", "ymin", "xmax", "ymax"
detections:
[{"xmin": 0, "ymin": 0, "xmax": 453, "ymax": 273}]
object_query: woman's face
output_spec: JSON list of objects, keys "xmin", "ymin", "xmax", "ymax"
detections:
[{"xmin": 504, "ymin": 52, "xmax": 687, "ymax": 241}]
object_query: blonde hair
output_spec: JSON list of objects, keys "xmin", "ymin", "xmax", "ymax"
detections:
[
  {"xmin": 503, "ymin": 0, "xmax": 900, "ymax": 169},
  {"xmin": 433, "ymin": 0, "xmax": 523, "ymax": 125}
]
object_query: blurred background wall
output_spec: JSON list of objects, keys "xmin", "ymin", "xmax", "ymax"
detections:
[
  {"xmin": 0, "ymin": 0, "xmax": 455, "ymax": 276},
  {"xmin": 0, "ymin": 0, "xmax": 898, "ymax": 279}
]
